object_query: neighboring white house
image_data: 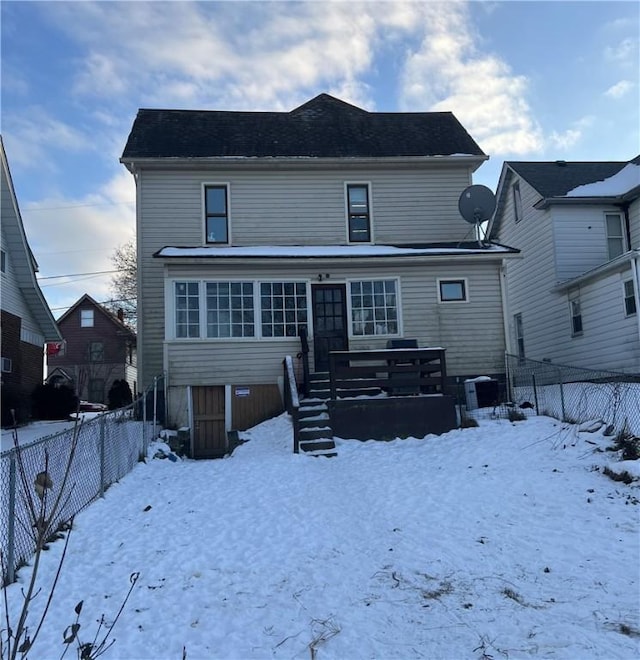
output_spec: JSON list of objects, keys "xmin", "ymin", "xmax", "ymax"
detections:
[
  {"xmin": 121, "ymin": 94, "xmax": 518, "ymax": 445},
  {"xmin": 488, "ymin": 156, "xmax": 640, "ymax": 373},
  {"xmin": 1, "ymin": 136, "xmax": 62, "ymax": 425}
]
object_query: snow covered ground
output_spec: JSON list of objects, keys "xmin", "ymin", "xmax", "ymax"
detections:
[{"xmin": 2, "ymin": 413, "xmax": 639, "ymax": 659}]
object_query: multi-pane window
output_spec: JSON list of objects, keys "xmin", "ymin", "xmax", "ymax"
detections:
[
  {"xmin": 347, "ymin": 184, "xmax": 371, "ymax": 242},
  {"xmin": 605, "ymin": 213, "xmax": 625, "ymax": 259},
  {"xmin": 514, "ymin": 313, "xmax": 525, "ymax": 359},
  {"xmin": 350, "ymin": 279, "xmax": 398, "ymax": 336},
  {"xmin": 513, "ymin": 182, "xmax": 523, "ymax": 223},
  {"xmin": 570, "ymin": 294, "xmax": 583, "ymax": 335},
  {"xmin": 206, "ymin": 282, "xmax": 255, "ymax": 337},
  {"xmin": 260, "ymin": 282, "xmax": 308, "ymax": 337},
  {"xmin": 205, "ymin": 185, "xmax": 229, "ymax": 244},
  {"xmin": 89, "ymin": 341, "xmax": 104, "ymax": 362},
  {"xmin": 624, "ymin": 279, "xmax": 637, "ymax": 316},
  {"xmin": 438, "ymin": 279, "xmax": 468, "ymax": 302},
  {"xmin": 80, "ymin": 310, "xmax": 94, "ymax": 327},
  {"xmin": 175, "ymin": 282, "xmax": 201, "ymax": 338}
]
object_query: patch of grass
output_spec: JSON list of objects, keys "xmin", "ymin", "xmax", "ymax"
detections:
[
  {"xmin": 422, "ymin": 580, "xmax": 454, "ymax": 600},
  {"xmin": 602, "ymin": 465, "xmax": 635, "ymax": 485},
  {"xmin": 618, "ymin": 623, "xmax": 640, "ymax": 638},
  {"xmin": 460, "ymin": 415, "xmax": 479, "ymax": 428},
  {"xmin": 502, "ymin": 587, "xmax": 526, "ymax": 606},
  {"xmin": 611, "ymin": 430, "xmax": 640, "ymax": 461}
]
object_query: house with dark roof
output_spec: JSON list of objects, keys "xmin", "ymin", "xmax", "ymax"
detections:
[
  {"xmin": 487, "ymin": 156, "xmax": 640, "ymax": 372},
  {"xmin": 46, "ymin": 294, "xmax": 137, "ymax": 405},
  {"xmin": 1, "ymin": 136, "xmax": 62, "ymax": 426},
  {"xmin": 121, "ymin": 93, "xmax": 518, "ymax": 456}
]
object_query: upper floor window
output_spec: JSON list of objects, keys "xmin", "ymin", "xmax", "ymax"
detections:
[
  {"xmin": 89, "ymin": 341, "xmax": 104, "ymax": 362},
  {"xmin": 569, "ymin": 291, "xmax": 583, "ymax": 336},
  {"xmin": 350, "ymin": 279, "xmax": 398, "ymax": 336},
  {"xmin": 623, "ymin": 279, "xmax": 637, "ymax": 316},
  {"xmin": 512, "ymin": 182, "xmax": 523, "ymax": 223},
  {"xmin": 437, "ymin": 278, "xmax": 468, "ymax": 303},
  {"xmin": 80, "ymin": 309, "xmax": 94, "ymax": 327},
  {"xmin": 1, "ymin": 249, "xmax": 6, "ymax": 273},
  {"xmin": 204, "ymin": 185, "xmax": 229, "ymax": 244},
  {"xmin": 605, "ymin": 213, "xmax": 625, "ymax": 259},
  {"xmin": 346, "ymin": 184, "xmax": 371, "ymax": 242}
]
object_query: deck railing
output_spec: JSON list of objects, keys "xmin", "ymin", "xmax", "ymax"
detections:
[{"xmin": 328, "ymin": 348, "xmax": 447, "ymax": 400}]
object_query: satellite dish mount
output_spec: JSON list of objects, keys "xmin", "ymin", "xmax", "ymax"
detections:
[{"xmin": 458, "ymin": 185, "xmax": 497, "ymax": 247}]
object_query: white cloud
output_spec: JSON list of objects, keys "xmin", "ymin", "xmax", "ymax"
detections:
[
  {"xmin": 604, "ymin": 37, "xmax": 638, "ymax": 64},
  {"xmin": 604, "ymin": 80, "xmax": 634, "ymax": 99},
  {"xmin": 399, "ymin": 2, "xmax": 544, "ymax": 156},
  {"xmin": 23, "ymin": 170, "xmax": 136, "ymax": 316}
]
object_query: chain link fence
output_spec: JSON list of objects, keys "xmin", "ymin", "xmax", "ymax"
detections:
[
  {"xmin": 1, "ymin": 375, "xmax": 165, "ymax": 586},
  {"xmin": 505, "ymin": 354, "xmax": 640, "ymax": 435}
]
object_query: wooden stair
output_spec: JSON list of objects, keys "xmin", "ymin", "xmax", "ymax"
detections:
[{"xmin": 298, "ymin": 373, "xmax": 336, "ymax": 457}]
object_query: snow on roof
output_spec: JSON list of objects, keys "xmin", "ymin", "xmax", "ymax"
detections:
[
  {"xmin": 566, "ymin": 162, "xmax": 640, "ymax": 197},
  {"xmin": 156, "ymin": 244, "xmax": 512, "ymax": 258}
]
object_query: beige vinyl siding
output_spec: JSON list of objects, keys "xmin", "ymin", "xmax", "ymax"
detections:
[
  {"xmin": 553, "ymin": 205, "xmax": 624, "ymax": 280},
  {"xmin": 163, "ymin": 257, "xmax": 506, "ymax": 387},
  {"xmin": 629, "ymin": 198, "xmax": 640, "ymax": 249},
  {"xmin": 137, "ymin": 163, "xmax": 476, "ymax": 388}
]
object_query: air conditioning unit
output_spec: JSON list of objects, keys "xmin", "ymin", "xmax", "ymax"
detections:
[{"xmin": 1, "ymin": 357, "xmax": 12, "ymax": 373}]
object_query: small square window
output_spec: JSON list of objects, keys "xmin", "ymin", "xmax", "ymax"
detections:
[
  {"xmin": 81, "ymin": 309, "xmax": 94, "ymax": 327},
  {"xmin": 438, "ymin": 279, "xmax": 468, "ymax": 302}
]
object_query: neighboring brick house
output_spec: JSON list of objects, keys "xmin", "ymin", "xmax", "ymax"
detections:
[
  {"xmin": 1, "ymin": 136, "xmax": 62, "ymax": 425},
  {"xmin": 47, "ymin": 294, "xmax": 137, "ymax": 405},
  {"xmin": 121, "ymin": 93, "xmax": 519, "ymax": 453}
]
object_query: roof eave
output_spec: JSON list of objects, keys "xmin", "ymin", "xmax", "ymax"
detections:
[
  {"xmin": 553, "ymin": 250, "xmax": 639, "ymax": 292},
  {"xmin": 534, "ymin": 195, "xmax": 631, "ymax": 210}
]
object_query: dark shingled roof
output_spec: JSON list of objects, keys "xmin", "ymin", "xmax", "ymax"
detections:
[
  {"xmin": 508, "ymin": 161, "xmax": 628, "ymax": 198},
  {"xmin": 121, "ymin": 93, "xmax": 485, "ymax": 160}
]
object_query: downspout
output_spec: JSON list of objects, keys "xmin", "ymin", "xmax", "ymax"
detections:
[
  {"xmin": 499, "ymin": 260, "xmax": 512, "ymax": 354},
  {"xmin": 632, "ymin": 254, "xmax": 640, "ymax": 368}
]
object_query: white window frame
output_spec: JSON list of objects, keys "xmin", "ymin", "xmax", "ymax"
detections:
[
  {"xmin": 605, "ymin": 212, "xmax": 625, "ymax": 260},
  {"xmin": 623, "ymin": 279, "xmax": 637, "ymax": 317},
  {"xmin": 202, "ymin": 183, "xmax": 231, "ymax": 245},
  {"xmin": 512, "ymin": 181, "xmax": 523, "ymax": 224},
  {"xmin": 347, "ymin": 277, "xmax": 401, "ymax": 338},
  {"xmin": 80, "ymin": 309, "xmax": 94, "ymax": 327},
  {"xmin": 168, "ymin": 279, "xmax": 311, "ymax": 341},
  {"xmin": 437, "ymin": 278, "xmax": 469, "ymax": 303},
  {"xmin": 345, "ymin": 182, "xmax": 373, "ymax": 244},
  {"xmin": 569, "ymin": 290, "xmax": 583, "ymax": 337}
]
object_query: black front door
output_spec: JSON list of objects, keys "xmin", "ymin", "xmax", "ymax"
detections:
[{"xmin": 312, "ymin": 284, "xmax": 349, "ymax": 372}]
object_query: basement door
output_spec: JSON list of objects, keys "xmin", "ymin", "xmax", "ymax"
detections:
[
  {"xmin": 192, "ymin": 386, "xmax": 227, "ymax": 459},
  {"xmin": 312, "ymin": 284, "xmax": 349, "ymax": 372}
]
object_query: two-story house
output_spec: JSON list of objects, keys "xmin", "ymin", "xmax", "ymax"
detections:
[
  {"xmin": 121, "ymin": 94, "xmax": 518, "ymax": 451},
  {"xmin": 1, "ymin": 136, "xmax": 62, "ymax": 426},
  {"xmin": 46, "ymin": 294, "xmax": 137, "ymax": 405},
  {"xmin": 488, "ymin": 156, "xmax": 640, "ymax": 373}
]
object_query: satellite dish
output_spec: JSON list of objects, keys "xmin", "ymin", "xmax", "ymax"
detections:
[{"xmin": 458, "ymin": 185, "xmax": 496, "ymax": 246}]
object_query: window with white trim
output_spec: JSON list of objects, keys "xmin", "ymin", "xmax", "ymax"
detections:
[
  {"xmin": 623, "ymin": 279, "xmax": 637, "ymax": 316},
  {"xmin": 346, "ymin": 184, "xmax": 371, "ymax": 242},
  {"xmin": 605, "ymin": 213, "xmax": 625, "ymax": 259},
  {"xmin": 513, "ymin": 182, "xmax": 523, "ymax": 223},
  {"xmin": 569, "ymin": 291, "xmax": 583, "ymax": 336},
  {"xmin": 175, "ymin": 282, "xmax": 200, "ymax": 338},
  {"xmin": 260, "ymin": 282, "xmax": 308, "ymax": 337},
  {"xmin": 206, "ymin": 282, "xmax": 255, "ymax": 337},
  {"xmin": 204, "ymin": 185, "xmax": 229, "ymax": 244},
  {"xmin": 438, "ymin": 279, "xmax": 468, "ymax": 302},
  {"xmin": 80, "ymin": 310, "xmax": 94, "ymax": 327},
  {"xmin": 350, "ymin": 279, "xmax": 398, "ymax": 336}
]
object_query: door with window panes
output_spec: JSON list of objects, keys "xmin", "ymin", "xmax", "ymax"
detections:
[{"xmin": 312, "ymin": 285, "xmax": 348, "ymax": 372}]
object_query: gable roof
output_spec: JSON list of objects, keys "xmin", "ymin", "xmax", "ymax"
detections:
[
  {"xmin": 121, "ymin": 93, "xmax": 486, "ymax": 163},
  {"xmin": 488, "ymin": 156, "xmax": 640, "ymax": 239},
  {"xmin": 56, "ymin": 294, "xmax": 136, "ymax": 339},
  {"xmin": 0, "ymin": 136, "xmax": 61, "ymax": 342}
]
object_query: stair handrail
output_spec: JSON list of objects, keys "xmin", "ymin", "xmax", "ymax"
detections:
[
  {"xmin": 283, "ymin": 355, "xmax": 301, "ymax": 453},
  {"xmin": 297, "ymin": 327, "xmax": 310, "ymax": 397}
]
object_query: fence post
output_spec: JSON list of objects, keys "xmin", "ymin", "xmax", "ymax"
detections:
[
  {"xmin": 7, "ymin": 453, "xmax": 17, "ymax": 584},
  {"xmin": 99, "ymin": 414, "xmax": 106, "ymax": 498},
  {"xmin": 531, "ymin": 373, "xmax": 539, "ymax": 414},
  {"xmin": 558, "ymin": 368, "xmax": 567, "ymax": 421}
]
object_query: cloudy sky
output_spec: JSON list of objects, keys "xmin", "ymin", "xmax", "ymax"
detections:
[{"xmin": 1, "ymin": 0, "xmax": 638, "ymax": 318}]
